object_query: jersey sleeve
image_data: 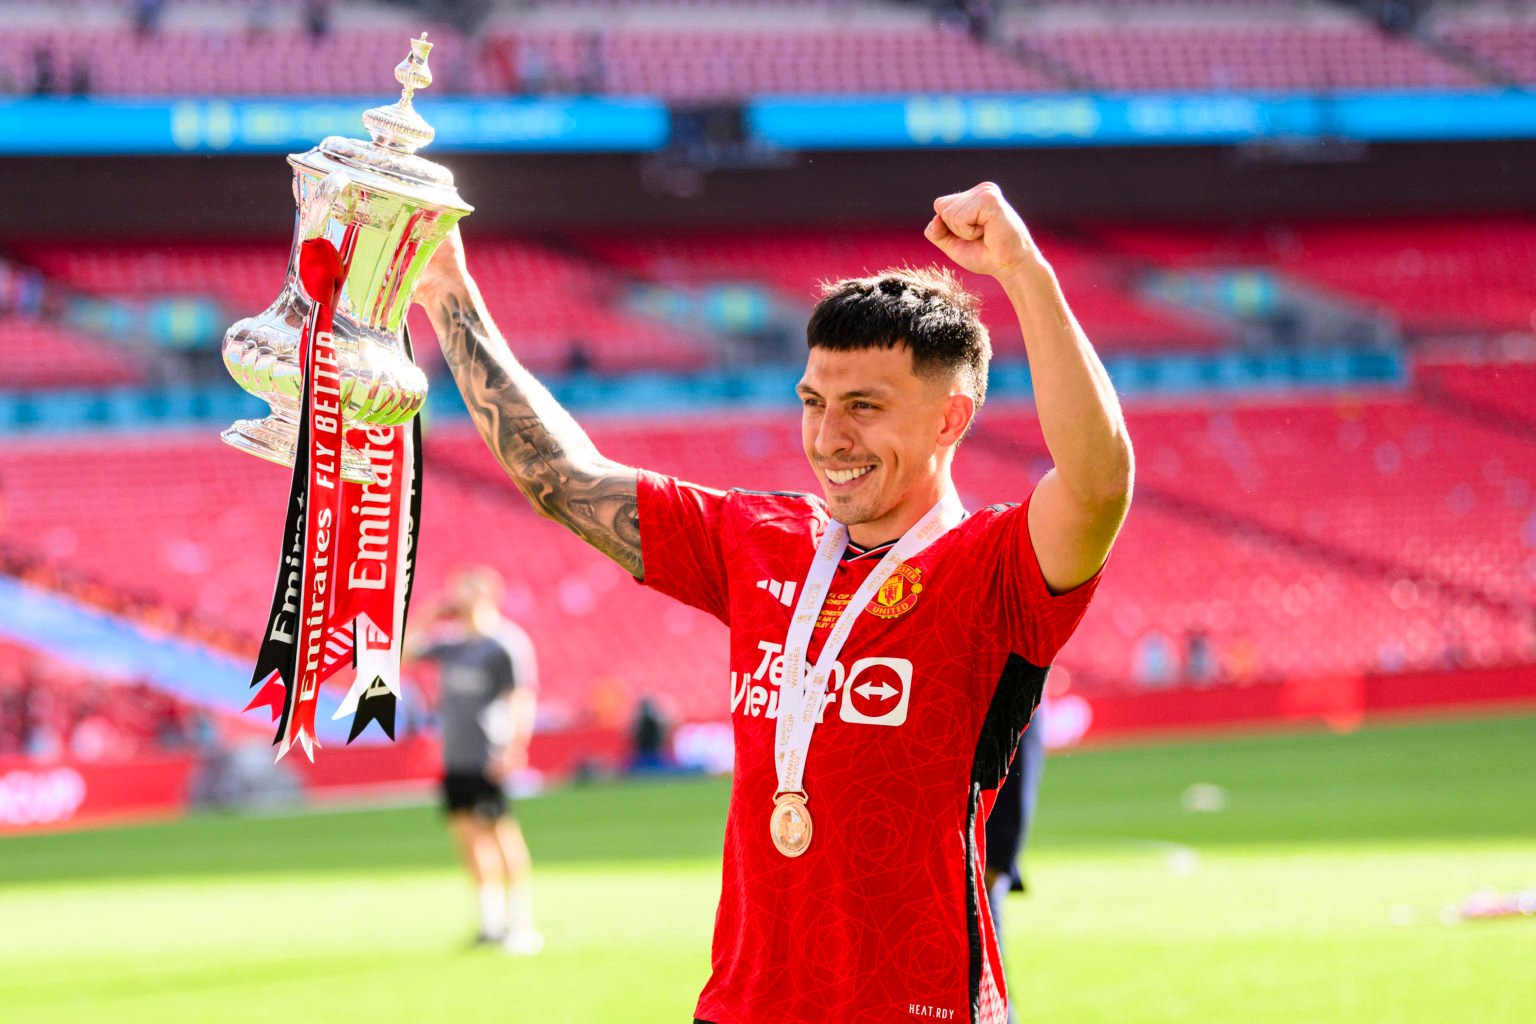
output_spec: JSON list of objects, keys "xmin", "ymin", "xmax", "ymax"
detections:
[
  {"xmin": 635, "ymin": 469, "xmax": 732, "ymax": 624},
  {"xmin": 489, "ymin": 646, "xmax": 517, "ymax": 698},
  {"xmin": 986, "ymin": 494, "xmax": 1103, "ymax": 667}
]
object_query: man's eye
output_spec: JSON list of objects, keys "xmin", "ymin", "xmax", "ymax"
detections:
[
  {"xmin": 802, "ymin": 397, "xmax": 822, "ymax": 408},
  {"xmin": 852, "ymin": 402, "xmax": 877, "ymax": 411}
]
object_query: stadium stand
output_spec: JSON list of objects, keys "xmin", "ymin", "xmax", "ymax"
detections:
[
  {"xmin": 1416, "ymin": 353, "xmax": 1536, "ymax": 428},
  {"xmin": 1433, "ymin": 9, "xmax": 1536, "ymax": 85},
  {"xmin": 579, "ymin": 227, "xmax": 1228, "ymax": 355},
  {"xmin": 1006, "ymin": 19, "xmax": 1483, "ymax": 91},
  {"xmin": 1095, "ymin": 217, "xmax": 1536, "ymax": 336},
  {"xmin": 21, "ymin": 242, "xmax": 291, "ymax": 318},
  {"xmin": 12, "ymin": 238, "xmax": 717, "ymax": 374},
  {"xmin": 0, "ymin": 19, "xmax": 1056, "ymax": 99},
  {"xmin": 27, "ymin": 214, "xmax": 1530, "ymax": 373},
  {"xmin": 7, "ymin": 212, "xmax": 1532, "ymax": 395},
  {"xmin": 0, "ymin": 637, "xmax": 201, "ymax": 760},
  {"xmin": 0, "ymin": 27, "xmax": 463, "ymax": 98},
  {"xmin": 458, "ymin": 239, "xmax": 721, "ymax": 371},
  {"xmin": 3, "ymin": 367, "xmax": 1531, "ymax": 722},
  {"xmin": 7, "ymin": 228, "xmax": 1228, "ymax": 377},
  {"xmin": 0, "ymin": 314, "xmax": 146, "ymax": 389},
  {"xmin": 2, "ymin": 0, "xmax": 1513, "ymax": 99},
  {"xmin": 479, "ymin": 26, "xmax": 1059, "ymax": 98},
  {"xmin": 9, "ymin": 211, "xmax": 1534, "ymax": 393},
  {"xmin": 1103, "ymin": 396, "xmax": 1536, "ymax": 608}
]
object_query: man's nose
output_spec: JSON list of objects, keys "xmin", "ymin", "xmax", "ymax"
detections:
[{"xmin": 814, "ymin": 407, "xmax": 853, "ymax": 457}]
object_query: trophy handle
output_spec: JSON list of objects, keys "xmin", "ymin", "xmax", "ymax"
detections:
[{"xmin": 302, "ymin": 171, "xmax": 353, "ymax": 243}]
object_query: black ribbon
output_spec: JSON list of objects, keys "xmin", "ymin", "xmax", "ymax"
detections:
[{"xmin": 250, "ymin": 341, "xmax": 318, "ymax": 746}]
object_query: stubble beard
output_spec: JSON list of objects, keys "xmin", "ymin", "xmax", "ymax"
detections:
[
  {"xmin": 823, "ymin": 483, "xmax": 891, "ymax": 529},
  {"xmin": 812, "ymin": 458, "xmax": 886, "ymax": 527},
  {"xmin": 827, "ymin": 493, "xmax": 870, "ymax": 526}
]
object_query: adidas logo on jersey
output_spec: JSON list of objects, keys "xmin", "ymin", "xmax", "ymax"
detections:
[{"xmin": 755, "ymin": 578, "xmax": 798, "ymax": 607}]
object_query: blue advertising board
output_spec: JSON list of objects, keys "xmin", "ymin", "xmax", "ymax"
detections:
[
  {"xmin": 0, "ymin": 96, "xmax": 670, "ymax": 155},
  {"xmin": 748, "ymin": 90, "xmax": 1536, "ymax": 149}
]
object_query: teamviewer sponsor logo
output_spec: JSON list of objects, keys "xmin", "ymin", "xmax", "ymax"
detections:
[
  {"xmin": 730, "ymin": 641, "xmax": 914, "ymax": 728},
  {"xmin": 755, "ymin": 578, "xmax": 798, "ymax": 607},
  {"xmin": 839, "ymin": 658, "xmax": 912, "ymax": 727}
]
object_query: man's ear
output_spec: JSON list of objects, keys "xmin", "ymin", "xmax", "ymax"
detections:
[{"xmin": 937, "ymin": 391, "xmax": 976, "ymax": 448}]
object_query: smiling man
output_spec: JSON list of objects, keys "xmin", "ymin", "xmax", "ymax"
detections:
[{"xmin": 414, "ymin": 182, "xmax": 1133, "ymax": 1024}]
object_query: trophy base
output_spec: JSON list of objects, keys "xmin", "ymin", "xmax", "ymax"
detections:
[{"xmin": 222, "ymin": 416, "xmax": 376, "ymax": 485}]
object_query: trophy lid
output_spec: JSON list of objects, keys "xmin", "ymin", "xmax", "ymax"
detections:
[{"xmin": 291, "ymin": 33, "xmax": 472, "ymax": 215}]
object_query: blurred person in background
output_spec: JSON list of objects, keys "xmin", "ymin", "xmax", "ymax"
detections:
[
  {"xmin": 630, "ymin": 694, "xmax": 672, "ymax": 773},
  {"xmin": 67, "ymin": 58, "xmax": 92, "ymax": 98},
  {"xmin": 409, "ymin": 567, "xmax": 542, "ymax": 954},
  {"xmin": 304, "ymin": 0, "xmax": 332, "ymax": 41},
  {"xmin": 29, "ymin": 48, "xmax": 55, "ymax": 97},
  {"xmin": 577, "ymin": 29, "xmax": 606, "ymax": 95},
  {"xmin": 133, "ymin": 0, "xmax": 164, "ymax": 39},
  {"xmin": 245, "ymin": 0, "xmax": 276, "ymax": 40}
]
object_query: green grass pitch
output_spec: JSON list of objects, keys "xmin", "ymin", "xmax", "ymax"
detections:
[{"xmin": 2, "ymin": 713, "xmax": 1533, "ymax": 1023}]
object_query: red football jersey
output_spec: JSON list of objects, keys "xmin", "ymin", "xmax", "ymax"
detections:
[{"xmin": 636, "ymin": 471, "xmax": 1100, "ymax": 1024}]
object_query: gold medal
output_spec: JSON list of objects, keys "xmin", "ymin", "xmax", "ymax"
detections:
[{"xmin": 769, "ymin": 791, "xmax": 813, "ymax": 858}]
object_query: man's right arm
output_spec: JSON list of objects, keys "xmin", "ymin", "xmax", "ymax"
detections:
[{"xmin": 413, "ymin": 230, "xmax": 644, "ymax": 578}]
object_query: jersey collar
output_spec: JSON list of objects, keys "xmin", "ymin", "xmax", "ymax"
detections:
[{"xmin": 843, "ymin": 538, "xmax": 900, "ymax": 562}]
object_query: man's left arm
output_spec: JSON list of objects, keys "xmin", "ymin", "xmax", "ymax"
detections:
[
  {"xmin": 492, "ymin": 687, "xmax": 537, "ymax": 780},
  {"xmin": 491, "ymin": 635, "xmax": 538, "ymax": 780},
  {"xmin": 926, "ymin": 182, "xmax": 1134, "ymax": 593}
]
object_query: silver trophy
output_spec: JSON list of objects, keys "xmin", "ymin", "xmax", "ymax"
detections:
[{"xmin": 221, "ymin": 33, "xmax": 471, "ymax": 483}]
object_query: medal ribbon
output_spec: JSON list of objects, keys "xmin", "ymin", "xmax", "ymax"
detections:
[{"xmin": 773, "ymin": 492, "xmax": 966, "ymax": 796}]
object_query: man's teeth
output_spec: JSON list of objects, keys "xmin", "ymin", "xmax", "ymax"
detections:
[{"xmin": 826, "ymin": 466, "xmax": 873, "ymax": 485}]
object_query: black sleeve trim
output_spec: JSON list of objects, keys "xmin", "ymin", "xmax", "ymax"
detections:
[{"xmin": 964, "ymin": 652, "xmax": 1051, "ymax": 1022}]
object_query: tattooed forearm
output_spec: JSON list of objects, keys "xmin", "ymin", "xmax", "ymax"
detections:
[{"xmin": 429, "ymin": 287, "xmax": 644, "ymax": 578}]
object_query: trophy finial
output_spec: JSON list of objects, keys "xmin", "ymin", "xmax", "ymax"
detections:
[
  {"xmin": 397, "ymin": 32, "xmax": 433, "ymax": 102},
  {"xmin": 362, "ymin": 33, "xmax": 437, "ymax": 155}
]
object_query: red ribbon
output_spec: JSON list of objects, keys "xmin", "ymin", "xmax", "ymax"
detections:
[{"xmin": 275, "ymin": 237, "xmax": 348, "ymax": 761}]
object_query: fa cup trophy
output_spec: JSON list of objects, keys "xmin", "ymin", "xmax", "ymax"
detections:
[
  {"xmin": 231, "ymin": 34, "xmax": 469, "ymax": 761},
  {"xmin": 221, "ymin": 32, "xmax": 471, "ymax": 482}
]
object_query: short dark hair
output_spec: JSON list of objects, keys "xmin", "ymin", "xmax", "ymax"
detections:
[{"xmin": 807, "ymin": 266, "xmax": 990, "ymax": 409}]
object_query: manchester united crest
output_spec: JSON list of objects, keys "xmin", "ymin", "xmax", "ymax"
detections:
[{"xmin": 868, "ymin": 563, "xmax": 924, "ymax": 619}]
